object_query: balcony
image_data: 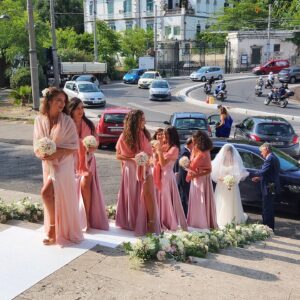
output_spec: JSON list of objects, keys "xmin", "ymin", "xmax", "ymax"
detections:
[{"xmin": 163, "ymin": 7, "xmax": 195, "ymax": 16}]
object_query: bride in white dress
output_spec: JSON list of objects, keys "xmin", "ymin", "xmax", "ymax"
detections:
[{"xmin": 211, "ymin": 144, "xmax": 249, "ymax": 228}]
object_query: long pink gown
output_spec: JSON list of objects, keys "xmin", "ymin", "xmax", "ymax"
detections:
[
  {"xmin": 187, "ymin": 150, "xmax": 218, "ymax": 229},
  {"xmin": 75, "ymin": 120, "xmax": 109, "ymax": 231},
  {"xmin": 158, "ymin": 146, "xmax": 188, "ymax": 231},
  {"xmin": 33, "ymin": 113, "xmax": 84, "ymax": 246},
  {"xmin": 115, "ymin": 131, "xmax": 161, "ymax": 236}
]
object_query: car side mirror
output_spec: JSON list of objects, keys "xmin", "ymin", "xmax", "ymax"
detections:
[{"xmin": 164, "ymin": 121, "xmax": 170, "ymax": 125}]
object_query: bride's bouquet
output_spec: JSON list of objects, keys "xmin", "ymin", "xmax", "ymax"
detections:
[
  {"xmin": 82, "ymin": 135, "xmax": 98, "ymax": 149},
  {"xmin": 135, "ymin": 152, "xmax": 149, "ymax": 166},
  {"xmin": 34, "ymin": 137, "xmax": 56, "ymax": 180},
  {"xmin": 223, "ymin": 175, "xmax": 236, "ymax": 190},
  {"xmin": 150, "ymin": 140, "xmax": 160, "ymax": 148},
  {"xmin": 179, "ymin": 156, "xmax": 190, "ymax": 170}
]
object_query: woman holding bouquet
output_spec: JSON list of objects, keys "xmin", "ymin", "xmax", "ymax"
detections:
[
  {"xmin": 69, "ymin": 98, "xmax": 109, "ymax": 231},
  {"xmin": 186, "ymin": 130, "xmax": 218, "ymax": 229},
  {"xmin": 115, "ymin": 109, "xmax": 160, "ymax": 235},
  {"xmin": 154, "ymin": 126, "xmax": 187, "ymax": 231},
  {"xmin": 33, "ymin": 88, "xmax": 83, "ymax": 246},
  {"xmin": 211, "ymin": 144, "xmax": 248, "ymax": 228}
]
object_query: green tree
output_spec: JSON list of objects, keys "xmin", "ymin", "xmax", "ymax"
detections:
[{"xmin": 35, "ymin": 0, "xmax": 84, "ymax": 33}]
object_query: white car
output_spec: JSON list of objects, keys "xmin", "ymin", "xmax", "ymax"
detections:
[
  {"xmin": 149, "ymin": 79, "xmax": 171, "ymax": 101},
  {"xmin": 138, "ymin": 71, "xmax": 161, "ymax": 89},
  {"xmin": 190, "ymin": 66, "xmax": 223, "ymax": 82},
  {"xmin": 63, "ymin": 81, "xmax": 106, "ymax": 107}
]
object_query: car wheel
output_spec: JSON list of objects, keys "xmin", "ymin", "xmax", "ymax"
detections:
[
  {"xmin": 201, "ymin": 76, "xmax": 206, "ymax": 82},
  {"xmin": 217, "ymin": 74, "xmax": 223, "ymax": 80},
  {"xmin": 290, "ymin": 76, "xmax": 296, "ymax": 84}
]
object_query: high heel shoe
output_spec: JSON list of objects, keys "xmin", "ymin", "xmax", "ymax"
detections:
[{"xmin": 43, "ymin": 224, "xmax": 56, "ymax": 245}]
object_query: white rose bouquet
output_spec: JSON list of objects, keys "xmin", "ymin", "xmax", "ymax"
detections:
[
  {"xmin": 179, "ymin": 156, "xmax": 190, "ymax": 170},
  {"xmin": 150, "ymin": 140, "xmax": 160, "ymax": 148},
  {"xmin": 223, "ymin": 175, "xmax": 236, "ymax": 190},
  {"xmin": 34, "ymin": 137, "xmax": 56, "ymax": 180},
  {"xmin": 82, "ymin": 135, "xmax": 98, "ymax": 149},
  {"xmin": 135, "ymin": 152, "xmax": 149, "ymax": 166}
]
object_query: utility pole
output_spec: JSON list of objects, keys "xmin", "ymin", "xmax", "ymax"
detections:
[
  {"xmin": 93, "ymin": 0, "xmax": 98, "ymax": 62},
  {"xmin": 50, "ymin": 0, "xmax": 60, "ymax": 88},
  {"xmin": 27, "ymin": 0, "xmax": 40, "ymax": 110},
  {"xmin": 266, "ymin": 4, "xmax": 271, "ymax": 62},
  {"xmin": 154, "ymin": 4, "xmax": 157, "ymax": 70}
]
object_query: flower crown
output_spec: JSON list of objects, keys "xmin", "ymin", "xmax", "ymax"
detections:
[{"xmin": 42, "ymin": 88, "xmax": 50, "ymax": 97}]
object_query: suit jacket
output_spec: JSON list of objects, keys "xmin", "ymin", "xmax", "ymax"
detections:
[
  {"xmin": 254, "ymin": 153, "xmax": 280, "ymax": 196},
  {"xmin": 174, "ymin": 146, "xmax": 191, "ymax": 188}
]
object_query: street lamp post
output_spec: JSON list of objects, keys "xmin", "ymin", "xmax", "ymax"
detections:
[
  {"xmin": 27, "ymin": 0, "xmax": 40, "ymax": 110},
  {"xmin": 93, "ymin": 0, "xmax": 98, "ymax": 62}
]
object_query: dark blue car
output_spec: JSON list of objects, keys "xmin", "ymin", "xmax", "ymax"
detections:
[
  {"xmin": 123, "ymin": 69, "xmax": 146, "ymax": 84},
  {"xmin": 211, "ymin": 139, "xmax": 300, "ymax": 216}
]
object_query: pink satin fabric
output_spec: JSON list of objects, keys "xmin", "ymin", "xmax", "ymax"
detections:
[
  {"xmin": 75, "ymin": 120, "xmax": 109, "ymax": 231},
  {"xmin": 33, "ymin": 113, "xmax": 83, "ymax": 246}
]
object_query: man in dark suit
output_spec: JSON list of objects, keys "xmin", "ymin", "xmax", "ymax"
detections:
[
  {"xmin": 252, "ymin": 143, "xmax": 280, "ymax": 230},
  {"xmin": 174, "ymin": 138, "xmax": 193, "ymax": 216}
]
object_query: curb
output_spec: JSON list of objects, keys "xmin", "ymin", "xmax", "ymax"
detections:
[{"xmin": 178, "ymin": 76, "xmax": 300, "ymax": 122}]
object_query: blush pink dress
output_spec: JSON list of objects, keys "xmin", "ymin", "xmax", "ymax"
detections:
[
  {"xmin": 186, "ymin": 150, "xmax": 218, "ymax": 229},
  {"xmin": 33, "ymin": 113, "xmax": 84, "ymax": 246},
  {"xmin": 158, "ymin": 146, "xmax": 188, "ymax": 231},
  {"xmin": 115, "ymin": 131, "xmax": 161, "ymax": 236},
  {"xmin": 74, "ymin": 120, "xmax": 109, "ymax": 231}
]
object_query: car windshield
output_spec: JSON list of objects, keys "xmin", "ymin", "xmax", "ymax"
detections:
[
  {"xmin": 256, "ymin": 123, "xmax": 293, "ymax": 136},
  {"xmin": 77, "ymin": 76, "xmax": 92, "ymax": 81},
  {"xmin": 152, "ymin": 81, "xmax": 168, "ymax": 88},
  {"xmin": 78, "ymin": 84, "xmax": 100, "ymax": 93},
  {"xmin": 279, "ymin": 69, "xmax": 290, "ymax": 74},
  {"xmin": 104, "ymin": 113, "xmax": 126, "ymax": 124},
  {"xmin": 272, "ymin": 147, "xmax": 300, "ymax": 171},
  {"xmin": 175, "ymin": 118, "xmax": 207, "ymax": 130},
  {"xmin": 142, "ymin": 73, "xmax": 155, "ymax": 79},
  {"xmin": 128, "ymin": 70, "xmax": 138, "ymax": 74},
  {"xmin": 196, "ymin": 67, "xmax": 209, "ymax": 73}
]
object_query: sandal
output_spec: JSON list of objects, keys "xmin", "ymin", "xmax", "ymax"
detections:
[{"xmin": 43, "ymin": 224, "xmax": 56, "ymax": 245}]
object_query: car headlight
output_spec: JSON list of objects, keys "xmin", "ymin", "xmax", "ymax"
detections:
[{"xmin": 285, "ymin": 185, "xmax": 300, "ymax": 193}]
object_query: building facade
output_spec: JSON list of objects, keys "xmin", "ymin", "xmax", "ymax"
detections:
[{"xmin": 83, "ymin": 0, "xmax": 226, "ymax": 42}]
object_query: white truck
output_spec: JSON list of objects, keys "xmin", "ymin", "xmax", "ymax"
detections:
[
  {"xmin": 139, "ymin": 56, "xmax": 155, "ymax": 70},
  {"xmin": 60, "ymin": 62, "xmax": 107, "ymax": 74}
]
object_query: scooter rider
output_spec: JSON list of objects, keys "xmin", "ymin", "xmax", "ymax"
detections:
[
  {"xmin": 279, "ymin": 83, "xmax": 289, "ymax": 98},
  {"xmin": 204, "ymin": 77, "xmax": 214, "ymax": 93},
  {"xmin": 257, "ymin": 76, "xmax": 264, "ymax": 86},
  {"xmin": 266, "ymin": 72, "xmax": 274, "ymax": 87},
  {"xmin": 215, "ymin": 79, "xmax": 226, "ymax": 96}
]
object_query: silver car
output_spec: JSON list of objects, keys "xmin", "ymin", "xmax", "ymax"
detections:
[
  {"xmin": 190, "ymin": 66, "xmax": 223, "ymax": 82},
  {"xmin": 149, "ymin": 80, "xmax": 171, "ymax": 101},
  {"xmin": 63, "ymin": 81, "xmax": 106, "ymax": 107}
]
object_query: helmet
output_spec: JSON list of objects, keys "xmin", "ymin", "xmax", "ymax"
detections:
[
  {"xmin": 222, "ymin": 79, "xmax": 225, "ymax": 83},
  {"xmin": 259, "ymin": 76, "xmax": 263, "ymax": 80},
  {"xmin": 269, "ymin": 72, "xmax": 273, "ymax": 75}
]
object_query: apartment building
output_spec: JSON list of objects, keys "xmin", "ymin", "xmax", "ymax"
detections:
[{"xmin": 83, "ymin": 0, "xmax": 226, "ymax": 42}]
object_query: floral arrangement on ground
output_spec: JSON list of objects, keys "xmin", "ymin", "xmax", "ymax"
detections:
[
  {"xmin": 123, "ymin": 223, "xmax": 273, "ymax": 263},
  {"xmin": 0, "ymin": 198, "xmax": 117, "ymax": 224}
]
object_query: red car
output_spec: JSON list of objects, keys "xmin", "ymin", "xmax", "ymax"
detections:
[
  {"xmin": 96, "ymin": 107, "xmax": 131, "ymax": 147},
  {"xmin": 252, "ymin": 59, "xmax": 289, "ymax": 75}
]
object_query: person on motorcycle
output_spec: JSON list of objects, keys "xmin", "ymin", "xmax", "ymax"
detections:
[
  {"xmin": 256, "ymin": 76, "xmax": 264, "ymax": 87},
  {"xmin": 215, "ymin": 79, "xmax": 226, "ymax": 96},
  {"xmin": 279, "ymin": 83, "xmax": 289, "ymax": 99},
  {"xmin": 204, "ymin": 77, "xmax": 214, "ymax": 92},
  {"xmin": 266, "ymin": 72, "xmax": 274, "ymax": 87}
]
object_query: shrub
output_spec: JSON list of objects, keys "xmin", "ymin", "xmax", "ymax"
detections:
[
  {"xmin": 10, "ymin": 85, "xmax": 32, "ymax": 106},
  {"xmin": 123, "ymin": 56, "xmax": 138, "ymax": 71}
]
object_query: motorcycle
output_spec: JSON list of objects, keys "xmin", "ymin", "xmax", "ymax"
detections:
[
  {"xmin": 204, "ymin": 83, "xmax": 212, "ymax": 94},
  {"xmin": 264, "ymin": 89, "xmax": 288, "ymax": 108},
  {"xmin": 265, "ymin": 78, "xmax": 274, "ymax": 89},
  {"xmin": 214, "ymin": 90, "xmax": 227, "ymax": 102},
  {"xmin": 255, "ymin": 84, "xmax": 263, "ymax": 96}
]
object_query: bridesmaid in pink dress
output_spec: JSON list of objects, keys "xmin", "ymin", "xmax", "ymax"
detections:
[
  {"xmin": 186, "ymin": 130, "xmax": 218, "ymax": 229},
  {"xmin": 154, "ymin": 126, "xmax": 188, "ymax": 231},
  {"xmin": 33, "ymin": 87, "xmax": 83, "ymax": 246},
  {"xmin": 69, "ymin": 98, "xmax": 109, "ymax": 231},
  {"xmin": 115, "ymin": 110, "xmax": 161, "ymax": 236}
]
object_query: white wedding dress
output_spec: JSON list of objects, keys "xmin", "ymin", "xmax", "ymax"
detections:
[
  {"xmin": 214, "ymin": 165, "xmax": 247, "ymax": 228},
  {"xmin": 211, "ymin": 144, "xmax": 249, "ymax": 228}
]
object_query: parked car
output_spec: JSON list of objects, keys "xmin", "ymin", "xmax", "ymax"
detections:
[
  {"xmin": 252, "ymin": 59, "xmax": 289, "ymax": 75},
  {"xmin": 96, "ymin": 107, "xmax": 131, "ymax": 147},
  {"xmin": 211, "ymin": 139, "xmax": 300, "ymax": 216},
  {"xmin": 278, "ymin": 66, "xmax": 300, "ymax": 83},
  {"xmin": 72, "ymin": 74, "xmax": 100, "ymax": 88},
  {"xmin": 190, "ymin": 66, "xmax": 223, "ymax": 81},
  {"xmin": 233, "ymin": 116, "xmax": 300, "ymax": 158},
  {"xmin": 138, "ymin": 71, "xmax": 161, "ymax": 88},
  {"xmin": 123, "ymin": 69, "xmax": 146, "ymax": 84},
  {"xmin": 183, "ymin": 61, "xmax": 201, "ymax": 69},
  {"xmin": 63, "ymin": 81, "xmax": 106, "ymax": 107},
  {"xmin": 164, "ymin": 112, "xmax": 212, "ymax": 142},
  {"xmin": 149, "ymin": 79, "xmax": 171, "ymax": 101}
]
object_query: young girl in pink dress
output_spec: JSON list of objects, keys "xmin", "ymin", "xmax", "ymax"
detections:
[
  {"xmin": 115, "ymin": 110, "xmax": 161, "ymax": 236},
  {"xmin": 154, "ymin": 126, "xmax": 187, "ymax": 231},
  {"xmin": 33, "ymin": 88, "xmax": 83, "ymax": 246},
  {"xmin": 186, "ymin": 130, "xmax": 218, "ymax": 229},
  {"xmin": 69, "ymin": 97, "xmax": 109, "ymax": 231}
]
